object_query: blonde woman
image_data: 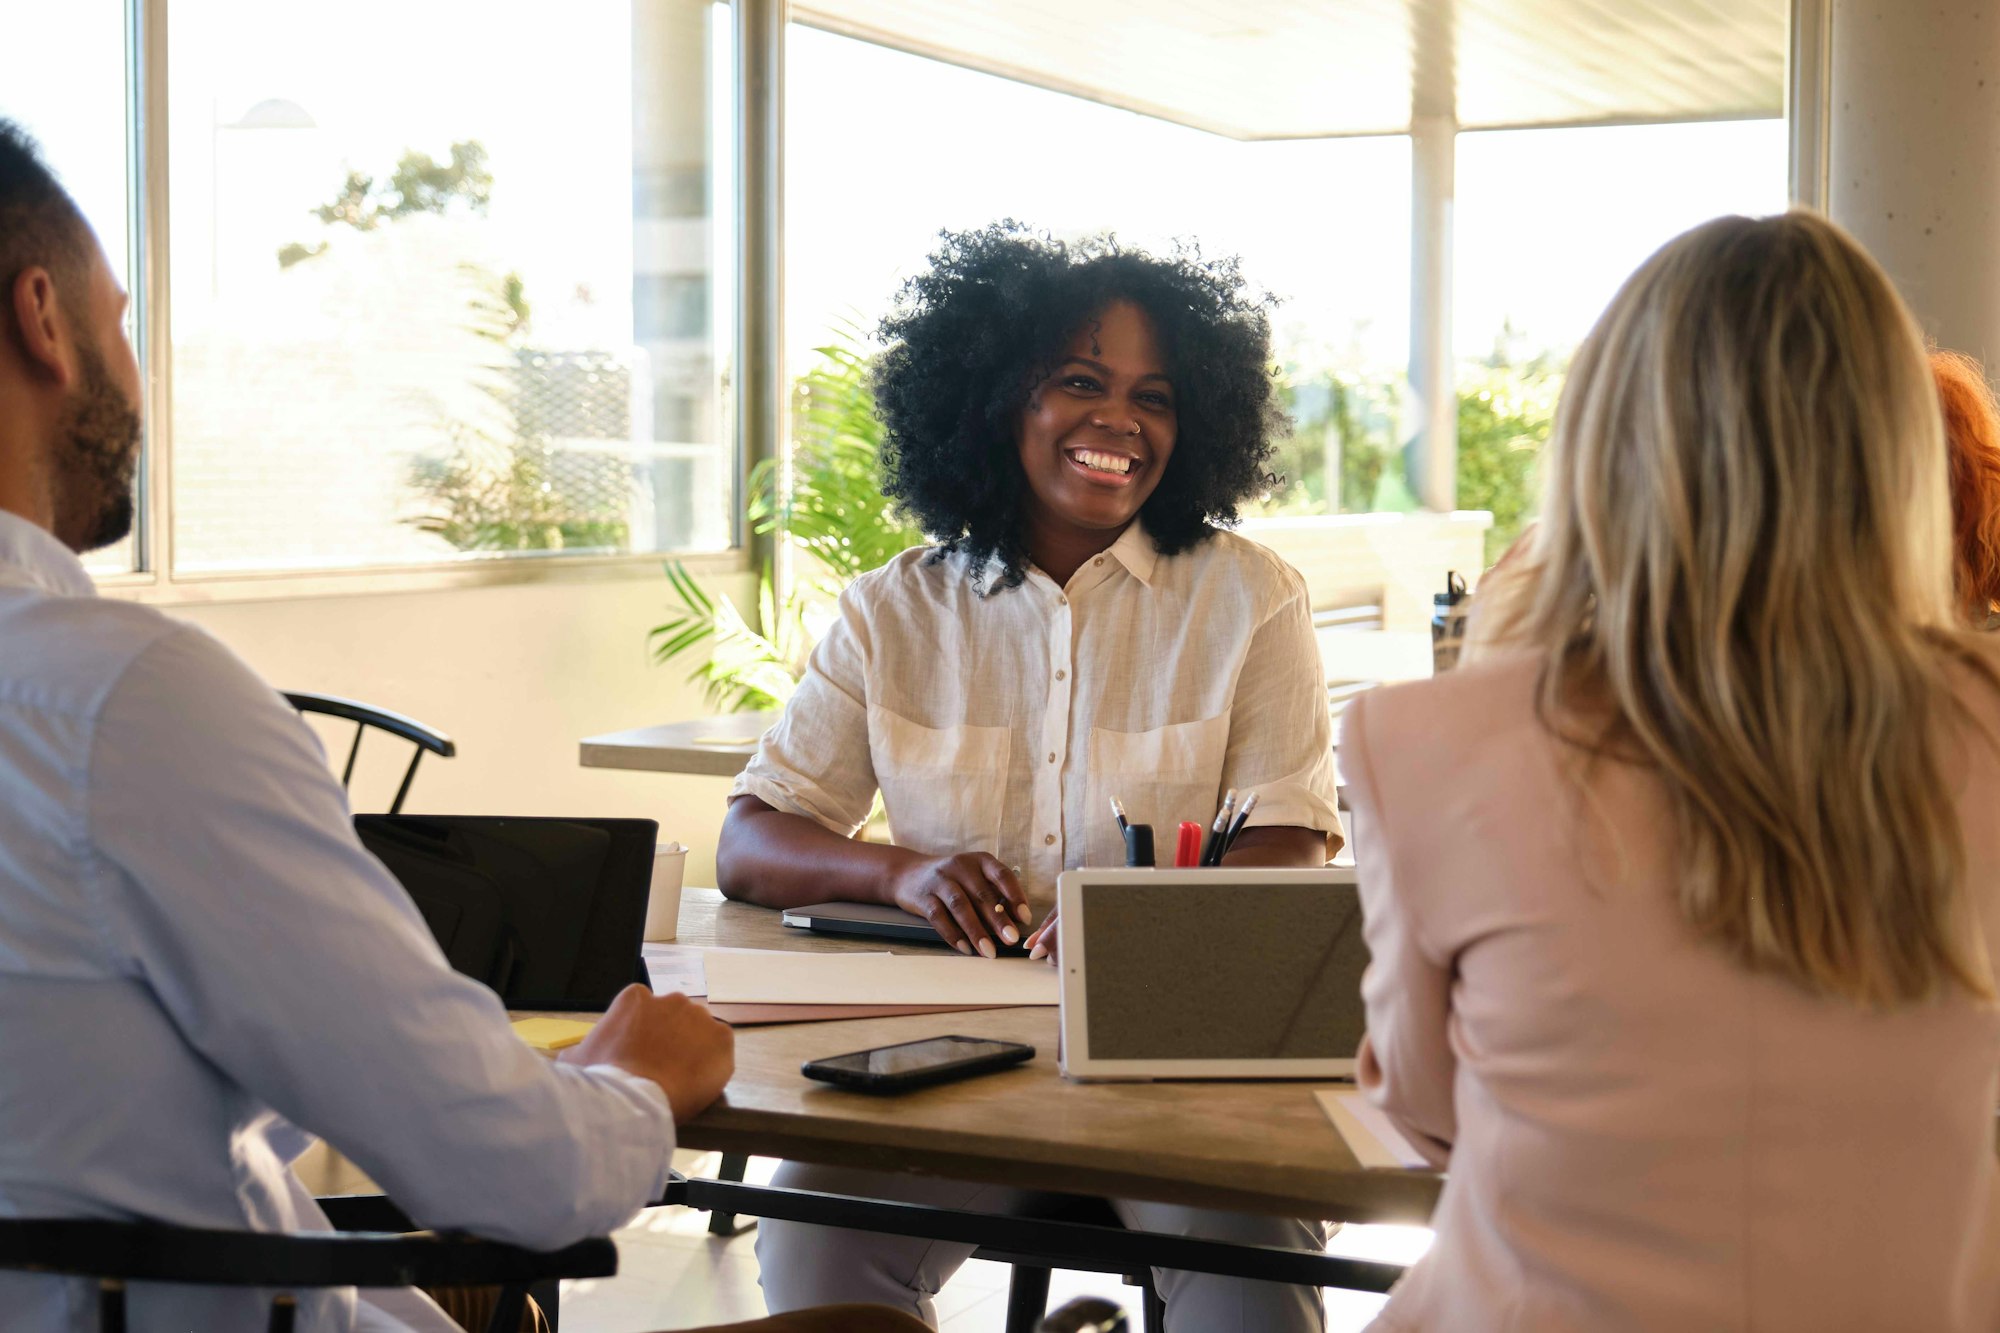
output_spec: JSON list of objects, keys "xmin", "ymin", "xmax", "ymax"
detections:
[{"xmin": 1344, "ymin": 212, "xmax": 2000, "ymax": 1332}]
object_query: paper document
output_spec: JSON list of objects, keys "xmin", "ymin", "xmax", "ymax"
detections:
[
  {"xmin": 703, "ymin": 950, "xmax": 1059, "ymax": 1007},
  {"xmin": 1316, "ymin": 1090, "xmax": 1430, "ymax": 1169},
  {"xmin": 707, "ymin": 1002, "xmax": 1009, "ymax": 1026},
  {"xmin": 643, "ymin": 944, "xmax": 897, "ymax": 999},
  {"xmin": 642, "ymin": 943, "xmax": 711, "ymax": 997}
]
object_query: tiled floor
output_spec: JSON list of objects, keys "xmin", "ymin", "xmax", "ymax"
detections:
[{"xmin": 561, "ymin": 1154, "xmax": 1429, "ymax": 1332}]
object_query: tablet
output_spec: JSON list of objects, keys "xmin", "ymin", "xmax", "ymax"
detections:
[
  {"xmin": 1056, "ymin": 867, "xmax": 1367, "ymax": 1081},
  {"xmin": 781, "ymin": 900, "xmax": 1032, "ymax": 956}
]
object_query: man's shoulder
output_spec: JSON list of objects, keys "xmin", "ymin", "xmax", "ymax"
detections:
[{"xmin": 0, "ymin": 590, "xmax": 195, "ymax": 717}]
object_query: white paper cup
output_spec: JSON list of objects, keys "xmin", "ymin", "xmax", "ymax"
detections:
[{"xmin": 644, "ymin": 844, "xmax": 687, "ymax": 942}]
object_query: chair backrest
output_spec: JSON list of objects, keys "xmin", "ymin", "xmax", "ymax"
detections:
[
  {"xmin": 284, "ymin": 691, "xmax": 456, "ymax": 814},
  {"xmin": 0, "ymin": 1216, "xmax": 614, "ymax": 1333}
]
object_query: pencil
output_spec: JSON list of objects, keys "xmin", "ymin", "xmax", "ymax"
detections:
[
  {"xmin": 1218, "ymin": 791, "xmax": 1260, "ymax": 861},
  {"xmin": 1200, "ymin": 789, "xmax": 1237, "ymax": 866}
]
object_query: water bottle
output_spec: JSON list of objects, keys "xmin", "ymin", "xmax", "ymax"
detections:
[{"xmin": 1432, "ymin": 570, "xmax": 1470, "ymax": 673}]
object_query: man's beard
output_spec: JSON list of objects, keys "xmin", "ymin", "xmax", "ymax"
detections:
[{"xmin": 52, "ymin": 333, "xmax": 142, "ymax": 553}]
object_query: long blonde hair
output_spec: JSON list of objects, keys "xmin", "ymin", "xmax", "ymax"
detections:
[{"xmin": 1477, "ymin": 211, "xmax": 1993, "ymax": 1006}]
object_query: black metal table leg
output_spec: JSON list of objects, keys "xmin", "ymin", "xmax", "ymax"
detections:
[
  {"xmin": 1003, "ymin": 1264, "xmax": 1052, "ymax": 1333},
  {"xmin": 706, "ymin": 1152, "xmax": 756, "ymax": 1238}
]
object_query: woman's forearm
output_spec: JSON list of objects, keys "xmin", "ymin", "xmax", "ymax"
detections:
[
  {"xmin": 715, "ymin": 795, "xmax": 923, "ymax": 909},
  {"xmin": 1217, "ymin": 823, "xmax": 1329, "ymax": 868}
]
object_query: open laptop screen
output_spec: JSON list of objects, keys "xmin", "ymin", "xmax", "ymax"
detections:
[
  {"xmin": 356, "ymin": 814, "xmax": 656, "ymax": 1011},
  {"xmin": 1078, "ymin": 878, "xmax": 1368, "ymax": 1062}
]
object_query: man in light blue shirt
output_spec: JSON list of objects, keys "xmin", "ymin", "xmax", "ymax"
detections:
[{"xmin": 0, "ymin": 121, "xmax": 920, "ymax": 1333}]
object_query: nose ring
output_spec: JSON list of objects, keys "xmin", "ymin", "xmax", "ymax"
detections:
[{"xmin": 1090, "ymin": 419, "xmax": 1142, "ymax": 436}]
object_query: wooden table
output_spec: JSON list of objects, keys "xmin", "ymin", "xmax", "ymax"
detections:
[
  {"xmin": 669, "ymin": 889, "xmax": 1442, "ymax": 1226},
  {"xmin": 577, "ymin": 713, "xmax": 778, "ymax": 778}
]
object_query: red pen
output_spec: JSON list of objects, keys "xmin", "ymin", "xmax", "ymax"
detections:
[{"xmin": 1174, "ymin": 821, "xmax": 1203, "ymax": 868}]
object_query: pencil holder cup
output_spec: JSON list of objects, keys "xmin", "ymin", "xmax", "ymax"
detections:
[{"xmin": 644, "ymin": 842, "xmax": 688, "ymax": 941}]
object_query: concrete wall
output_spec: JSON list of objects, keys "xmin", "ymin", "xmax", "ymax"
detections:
[
  {"xmin": 168, "ymin": 571, "xmax": 754, "ymax": 888},
  {"xmin": 1244, "ymin": 511, "xmax": 1492, "ymax": 628},
  {"xmin": 1828, "ymin": 2, "xmax": 2000, "ymax": 360}
]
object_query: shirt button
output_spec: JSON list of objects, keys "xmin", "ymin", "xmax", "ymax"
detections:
[
  {"xmin": 1047, "ymin": 751, "xmax": 1056, "ymax": 763},
  {"xmin": 1058, "ymin": 595, "xmax": 1068, "ymax": 605},
  {"xmin": 1093, "ymin": 557, "xmax": 1103, "ymax": 566},
  {"xmin": 1055, "ymin": 669, "xmax": 1066, "ymax": 681},
  {"xmin": 1044, "ymin": 834, "xmax": 1056, "ymax": 845}
]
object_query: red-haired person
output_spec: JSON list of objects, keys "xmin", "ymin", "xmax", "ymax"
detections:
[{"xmin": 1933, "ymin": 350, "xmax": 2000, "ymax": 629}]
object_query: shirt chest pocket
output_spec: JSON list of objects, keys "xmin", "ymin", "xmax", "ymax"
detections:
[
  {"xmin": 1084, "ymin": 712, "xmax": 1231, "ymax": 868},
  {"xmin": 868, "ymin": 706, "xmax": 1010, "ymax": 859}
]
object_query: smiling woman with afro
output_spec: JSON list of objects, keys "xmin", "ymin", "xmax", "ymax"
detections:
[
  {"xmin": 872, "ymin": 221, "xmax": 1290, "ymax": 590},
  {"xmin": 717, "ymin": 220, "xmax": 1346, "ymax": 1333}
]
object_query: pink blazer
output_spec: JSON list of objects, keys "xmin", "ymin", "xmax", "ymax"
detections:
[{"xmin": 1341, "ymin": 648, "xmax": 2000, "ymax": 1332}]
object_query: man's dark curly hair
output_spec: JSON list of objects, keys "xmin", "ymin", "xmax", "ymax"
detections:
[{"xmin": 872, "ymin": 221, "xmax": 1287, "ymax": 591}]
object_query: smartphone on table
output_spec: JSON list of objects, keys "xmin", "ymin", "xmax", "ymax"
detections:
[{"xmin": 801, "ymin": 1035, "xmax": 1036, "ymax": 1093}]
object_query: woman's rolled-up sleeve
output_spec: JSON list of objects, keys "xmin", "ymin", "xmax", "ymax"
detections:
[
  {"xmin": 1341, "ymin": 690, "xmax": 1456, "ymax": 1168},
  {"xmin": 1221, "ymin": 565, "xmax": 1345, "ymax": 855},
  {"xmin": 730, "ymin": 581, "xmax": 880, "ymax": 835}
]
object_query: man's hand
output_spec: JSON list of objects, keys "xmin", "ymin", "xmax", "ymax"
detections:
[
  {"xmin": 560, "ymin": 985, "xmax": 735, "ymax": 1123},
  {"xmin": 888, "ymin": 852, "xmax": 1031, "ymax": 957}
]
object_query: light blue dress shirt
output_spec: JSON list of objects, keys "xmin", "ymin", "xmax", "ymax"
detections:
[{"xmin": 0, "ymin": 510, "xmax": 676, "ymax": 1332}]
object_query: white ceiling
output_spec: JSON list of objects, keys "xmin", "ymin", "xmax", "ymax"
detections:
[{"xmin": 792, "ymin": 0, "xmax": 1789, "ymax": 140}]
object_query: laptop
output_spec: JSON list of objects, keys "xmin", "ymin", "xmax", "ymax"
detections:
[
  {"xmin": 355, "ymin": 814, "xmax": 657, "ymax": 1011},
  {"xmin": 1055, "ymin": 867, "xmax": 1368, "ymax": 1081}
]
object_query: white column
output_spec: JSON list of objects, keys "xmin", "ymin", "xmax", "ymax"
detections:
[
  {"xmin": 1826, "ymin": 2, "xmax": 2000, "ymax": 360},
  {"xmin": 1406, "ymin": 115, "xmax": 1457, "ymax": 512},
  {"xmin": 633, "ymin": 0, "xmax": 718, "ymax": 552},
  {"xmin": 736, "ymin": 0, "xmax": 788, "ymax": 595}
]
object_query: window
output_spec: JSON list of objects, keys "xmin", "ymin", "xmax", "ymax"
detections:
[
  {"xmin": 0, "ymin": 4, "xmax": 141, "ymax": 575},
  {"xmin": 162, "ymin": 0, "xmax": 735, "ymax": 575},
  {"xmin": 1452, "ymin": 120, "xmax": 1791, "ymax": 557},
  {"xmin": 784, "ymin": 23, "xmax": 1412, "ymax": 518}
]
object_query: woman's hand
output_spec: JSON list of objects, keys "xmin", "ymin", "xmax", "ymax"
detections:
[
  {"xmin": 888, "ymin": 852, "xmax": 1031, "ymax": 957},
  {"xmin": 1026, "ymin": 908, "xmax": 1058, "ymax": 964}
]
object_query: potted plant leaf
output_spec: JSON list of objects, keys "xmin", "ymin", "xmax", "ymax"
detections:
[{"xmin": 650, "ymin": 322, "xmax": 925, "ymax": 709}]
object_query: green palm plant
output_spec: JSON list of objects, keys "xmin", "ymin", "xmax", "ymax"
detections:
[{"xmin": 649, "ymin": 322, "xmax": 925, "ymax": 712}]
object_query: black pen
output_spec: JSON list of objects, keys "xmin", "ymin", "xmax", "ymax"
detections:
[
  {"xmin": 1199, "ymin": 789, "xmax": 1237, "ymax": 866},
  {"xmin": 1217, "ymin": 791, "xmax": 1260, "ymax": 861},
  {"xmin": 1110, "ymin": 797, "xmax": 1129, "ymax": 832}
]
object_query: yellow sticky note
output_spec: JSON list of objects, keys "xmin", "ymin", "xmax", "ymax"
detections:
[{"xmin": 511, "ymin": 1017, "xmax": 595, "ymax": 1053}]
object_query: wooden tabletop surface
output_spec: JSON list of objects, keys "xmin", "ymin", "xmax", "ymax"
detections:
[
  {"xmin": 661, "ymin": 890, "xmax": 1443, "ymax": 1224},
  {"xmin": 577, "ymin": 714, "xmax": 778, "ymax": 778}
]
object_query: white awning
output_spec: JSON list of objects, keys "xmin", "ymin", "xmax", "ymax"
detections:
[{"xmin": 793, "ymin": 0, "xmax": 1788, "ymax": 140}]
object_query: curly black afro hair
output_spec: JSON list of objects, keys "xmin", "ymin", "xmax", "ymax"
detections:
[{"xmin": 872, "ymin": 221, "xmax": 1287, "ymax": 592}]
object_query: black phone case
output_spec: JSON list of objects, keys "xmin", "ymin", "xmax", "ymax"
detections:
[{"xmin": 800, "ymin": 1041, "xmax": 1035, "ymax": 1094}]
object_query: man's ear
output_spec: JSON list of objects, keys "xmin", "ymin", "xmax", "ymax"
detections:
[{"xmin": 8, "ymin": 267, "xmax": 73, "ymax": 389}]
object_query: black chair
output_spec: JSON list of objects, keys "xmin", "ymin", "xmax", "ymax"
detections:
[
  {"xmin": 285, "ymin": 692, "xmax": 456, "ymax": 814},
  {"xmin": 0, "ymin": 1216, "xmax": 615, "ymax": 1333}
]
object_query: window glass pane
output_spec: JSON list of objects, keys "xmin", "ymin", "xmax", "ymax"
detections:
[
  {"xmin": 785, "ymin": 24, "xmax": 1411, "ymax": 518},
  {"xmin": 167, "ymin": 0, "xmax": 734, "ymax": 574},
  {"xmin": 1453, "ymin": 120, "xmax": 1790, "ymax": 558},
  {"xmin": 1, "ymin": 4, "xmax": 141, "ymax": 575}
]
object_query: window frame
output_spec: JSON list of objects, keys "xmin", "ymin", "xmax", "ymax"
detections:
[{"xmin": 97, "ymin": 0, "xmax": 759, "ymax": 607}]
